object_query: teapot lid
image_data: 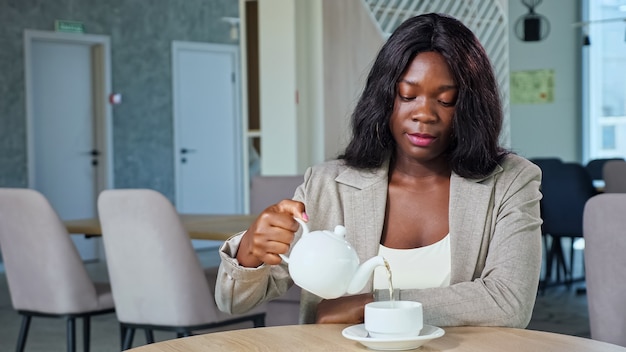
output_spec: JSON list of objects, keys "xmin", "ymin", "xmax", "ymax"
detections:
[{"xmin": 333, "ymin": 225, "xmax": 346, "ymax": 238}]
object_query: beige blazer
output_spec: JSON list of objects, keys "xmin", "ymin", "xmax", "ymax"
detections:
[{"xmin": 216, "ymin": 153, "xmax": 543, "ymax": 328}]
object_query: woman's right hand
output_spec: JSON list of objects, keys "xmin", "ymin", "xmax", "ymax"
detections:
[{"xmin": 236, "ymin": 199, "xmax": 307, "ymax": 267}]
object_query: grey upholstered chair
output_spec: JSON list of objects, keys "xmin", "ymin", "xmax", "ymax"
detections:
[
  {"xmin": 0, "ymin": 188, "xmax": 115, "ymax": 352},
  {"xmin": 249, "ymin": 175, "xmax": 304, "ymax": 214},
  {"xmin": 603, "ymin": 159, "xmax": 626, "ymax": 193},
  {"xmin": 583, "ymin": 193, "xmax": 626, "ymax": 347},
  {"xmin": 249, "ymin": 175, "xmax": 304, "ymax": 326},
  {"xmin": 97, "ymin": 189, "xmax": 266, "ymax": 350},
  {"xmin": 585, "ymin": 158, "xmax": 624, "ymax": 184}
]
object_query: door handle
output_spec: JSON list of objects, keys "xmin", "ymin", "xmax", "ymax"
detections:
[
  {"xmin": 82, "ymin": 149, "xmax": 101, "ymax": 156},
  {"xmin": 82, "ymin": 149, "xmax": 100, "ymax": 167},
  {"xmin": 180, "ymin": 148, "xmax": 197, "ymax": 154}
]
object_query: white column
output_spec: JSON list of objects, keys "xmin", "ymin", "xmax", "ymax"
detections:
[{"xmin": 259, "ymin": 0, "xmax": 299, "ymax": 175}]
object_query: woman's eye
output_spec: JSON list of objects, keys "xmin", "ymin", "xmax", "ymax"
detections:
[
  {"xmin": 439, "ymin": 100, "xmax": 455, "ymax": 107},
  {"xmin": 400, "ymin": 95, "xmax": 415, "ymax": 101}
]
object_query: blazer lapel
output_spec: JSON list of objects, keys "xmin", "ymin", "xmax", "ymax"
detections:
[
  {"xmin": 335, "ymin": 162, "xmax": 389, "ymax": 263},
  {"xmin": 449, "ymin": 164, "xmax": 503, "ymax": 283}
]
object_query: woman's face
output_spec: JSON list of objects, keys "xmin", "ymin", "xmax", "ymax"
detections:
[{"xmin": 389, "ymin": 51, "xmax": 457, "ymax": 164}]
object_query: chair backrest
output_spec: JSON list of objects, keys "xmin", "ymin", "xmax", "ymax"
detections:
[
  {"xmin": 97, "ymin": 189, "xmax": 218, "ymax": 326},
  {"xmin": 248, "ymin": 176, "xmax": 304, "ymax": 321},
  {"xmin": 529, "ymin": 157, "xmax": 563, "ymax": 173},
  {"xmin": 0, "ymin": 188, "xmax": 98, "ymax": 313},
  {"xmin": 539, "ymin": 162, "xmax": 597, "ymax": 236},
  {"xmin": 583, "ymin": 193, "xmax": 626, "ymax": 347},
  {"xmin": 249, "ymin": 175, "xmax": 303, "ymax": 214},
  {"xmin": 603, "ymin": 160, "xmax": 626, "ymax": 193},
  {"xmin": 529, "ymin": 157, "xmax": 563, "ymax": 192},
  {"xmin": 585, "ymin": 158, "xmax": 625, "ymax": 182}
]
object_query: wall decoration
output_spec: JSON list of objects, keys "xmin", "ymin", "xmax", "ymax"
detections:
[
  {"xmin": 514, "ymin": 0, "xmax": 550, "ymax": 42},
  {"xmin": 510, "ymin": 69, "xmax": 555, "ymax": 104}
]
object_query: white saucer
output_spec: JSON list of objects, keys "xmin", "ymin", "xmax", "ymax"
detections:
[{"xmin": 341, "ymin": 324, "xmax": 444, "ymax": 351}]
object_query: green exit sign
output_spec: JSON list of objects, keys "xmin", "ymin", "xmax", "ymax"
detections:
[{"xmin": 55, "ymin": 20, "xmax": 85, "ymax": 33}]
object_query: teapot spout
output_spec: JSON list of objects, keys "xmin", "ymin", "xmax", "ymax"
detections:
[{"xmin": 346, "ymin": 256, "xmax": 386, "ymax": 294}]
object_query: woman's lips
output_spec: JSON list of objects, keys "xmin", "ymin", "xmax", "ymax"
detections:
[{"xmin": 406, "ymin": 133, "xmax": 435, "ymax": 147}]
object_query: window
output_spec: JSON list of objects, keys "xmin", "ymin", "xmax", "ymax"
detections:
[
  {"xmin": 583, "ymin": 0, "xmax": 626, "ymax": 161},
  {"xmin": 602, "ymin": 125, "xmax": 616, "ymax": 150}
]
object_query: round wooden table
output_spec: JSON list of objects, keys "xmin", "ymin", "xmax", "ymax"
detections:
[{"xmin": 127, "ymin": 324, "xmax": 626, "ymax": 351}]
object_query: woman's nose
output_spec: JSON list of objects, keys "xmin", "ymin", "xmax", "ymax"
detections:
[{"xmin": 410, "ymin": 98, "xmax": 437, "ymax": 123}]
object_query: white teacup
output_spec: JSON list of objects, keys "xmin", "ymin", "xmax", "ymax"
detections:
[{"xmin": 364, "ymin": 300, "xmax": 423, "ymax": 339}]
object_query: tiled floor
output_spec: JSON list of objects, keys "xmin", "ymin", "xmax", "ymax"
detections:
[
  {"xmin": 0, "ymin": 248, "xmax": 591, "ymax": 351},
  {"xmin": 528, "ymin": 284, "xmax": 589, "ymax": 338}
]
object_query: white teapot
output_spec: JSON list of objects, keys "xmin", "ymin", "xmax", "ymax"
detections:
[{"xmin": 279, "ymin": 218, "xmax": 386, "ymax": 299}]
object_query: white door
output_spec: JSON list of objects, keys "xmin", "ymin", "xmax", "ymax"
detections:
[
  {"xmin": 25, "ymin": 30, "xmax": 113, "ymax": 261},
  {"xmin": 172, "ymin": 42, "xmax": 243, "ymax": 215}
]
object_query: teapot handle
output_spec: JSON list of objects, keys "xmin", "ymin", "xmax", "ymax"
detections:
[{"xmin": 279, "ymin": 217, "xmax": 310, "ymax": 264}]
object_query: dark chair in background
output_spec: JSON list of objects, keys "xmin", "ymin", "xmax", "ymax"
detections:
[
  {"xmin": 530, "ymin": 158, "xmax": 564, "ymax": 289},
  {"xmin": 537, "ymin": 162, "xmax": 598, "ymax": 290},
  {"xmin": 583, "ymin": 193, "xmax": 626, "ymax": 347},
  {"xmin": 529, "ymin": 157, "xmax": 564, "ymax": 170},
  {"xmin": 584, "ymin": 158, "xmax": 624, "ymax": 185}
]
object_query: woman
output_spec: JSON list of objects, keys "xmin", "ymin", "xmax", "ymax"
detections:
[{"xmin": 216, "ymin": 13, "xmax": 542, "ymax": 328}]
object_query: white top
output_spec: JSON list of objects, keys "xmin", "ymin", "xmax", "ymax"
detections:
[{"xmin": 373, "ymin": 234, "xmax": 451, "ymax": 290}]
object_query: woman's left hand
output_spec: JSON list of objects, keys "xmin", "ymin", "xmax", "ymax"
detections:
[{"xmin": 315, "ymin": 293, "xmax": 374, "ymax": 324}]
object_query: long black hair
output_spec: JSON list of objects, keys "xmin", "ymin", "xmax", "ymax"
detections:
[{"xmin": 340, "ymin": 13, "xmax": 507, "ymax": 179}]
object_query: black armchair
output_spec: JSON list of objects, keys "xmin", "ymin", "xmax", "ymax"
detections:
[{"xmin": 538, "ymin": 161, "xmax": 597, "ymax": 289}]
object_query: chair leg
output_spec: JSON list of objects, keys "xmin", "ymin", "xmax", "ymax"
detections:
[
  {"xmin": 176, "ymin": 331, "xmax": 193, "ymax": 338},
  {"xmin": 83, "ymin": 316, "xmax": 91, "ymax": 352},
  {"xmin": 145, "ymin": 329, "xmax": 154, "ymax": 344},
  {"xmin": 570, "ymin": 237, "xmax": 576, "ymax": 284},
  {"xmin": 122, "ymin": 327, "xmax": 135, "ymax": 351},
  {"xmin": 553, "ymin": 237, "xmax": 569, "ymax": 286},
  {"xmin": 120, "ymin": 324, "xmax": 126, "ymax": 350},
  {"xmin": 538, "ymin": 236, "xmax": 549, "ymax": 293},
  {"xmin": 544, "ymin": 235, "xmax": 556, "ymax": 283},
  {"xmin": 67, "ymin": 317, "xmax": 76, "ymax": 352},
  {"xmin": 554, "ymin": 238, "xmax": 562, "ymax": 283},
  {"xmin": 253, "ymin": 314, "xmax": 265, "ymax": 327},
  {"xmin": 16, "ymin": 314, "xmax": 31, "ymax": 352},
  {"xmin": 544, "ymin": 235, "xmax": 558, "ymax": 285}
]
